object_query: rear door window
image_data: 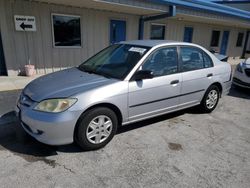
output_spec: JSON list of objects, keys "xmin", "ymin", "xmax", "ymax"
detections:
[{"xmin": 180, "ymin": 47, "xmax": 212, "ymax": 72}]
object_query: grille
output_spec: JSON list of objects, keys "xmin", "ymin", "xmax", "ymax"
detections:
[
  {"xmin": 245, "ymin": 69, "xmax": 250, "ymax": 77},
  {"xmin": 19, "ymin": 93, "xmax": 34, "ymax": 107}
]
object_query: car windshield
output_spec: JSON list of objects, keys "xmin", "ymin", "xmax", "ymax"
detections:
[{"xmin": 79, "ymin": 44, "xmax": 150, "ymax": 80}]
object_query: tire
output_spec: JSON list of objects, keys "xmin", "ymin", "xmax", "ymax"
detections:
[
  {"xmin": 200, "ymin": 85, "xmax": 220, "ymax": 113},
  {"xmin": 75, "ymin": 107, "xmax": 118, "ymax": 151}
]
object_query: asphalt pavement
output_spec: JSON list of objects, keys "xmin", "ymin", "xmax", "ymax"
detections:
[{"xmin": 0, "ymin": 86, "xmax": 249, "ymax": 188}]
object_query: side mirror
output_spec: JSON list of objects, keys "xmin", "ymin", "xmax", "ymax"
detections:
[{"xmin": 133, "ymin": 70, "xmax": 154, "ymax": 81}]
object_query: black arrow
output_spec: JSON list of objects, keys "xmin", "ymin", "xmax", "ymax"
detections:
[{"xmin": 20, "ymin": 22, "xmax": 32, "ymax": 30}]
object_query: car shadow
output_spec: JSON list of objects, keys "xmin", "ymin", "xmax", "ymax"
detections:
[
  {"xmin": 228, "ymin": 85, "xmax": 250, "ymax": 100},
  {"xmin": 0, "ymin": 107, "xmax": 195, "ymax": 159},
  {"xmin": 0, "ymin": 112, "xmax": 82, "ymax": 157},
  {"xmin": 0, "ymin": 111, "xmax": 17, "ymax": 125},
  {"xmin": 117, "ymin": 109, "xmax": 188, "ymax": 134},
  {"xmin": 0, "ymin": 86, "xmax": 248, "ymax": 159}
]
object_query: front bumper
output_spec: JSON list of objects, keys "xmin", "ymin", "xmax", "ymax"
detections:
[
  {"xmin": 233, "ymin": 78, "xmax": 250, "ymax": 89},
  {"xmin": 15, "ymin": 103, "xmax": 82, "ymax": 145},
  {"xmin": 233, "ymin": 69, "xmax": 250, "ymax": 89}
]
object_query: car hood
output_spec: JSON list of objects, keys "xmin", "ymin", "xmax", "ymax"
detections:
[
  {"xmin": 23, "ymin": 67, "xmax": 117, "ymax": 101},
  {"xmin": 245, "ymin": 64, "xmax": 250, "ymax": 68}
]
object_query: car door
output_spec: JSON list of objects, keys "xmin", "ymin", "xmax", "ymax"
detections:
[
  {"xmin": 128, "ymin": 46, "xmax": 182, "ymax": 122},
  {"xmin": 179, "ymin": 46, "xmax": 214, "ymax": 108}
]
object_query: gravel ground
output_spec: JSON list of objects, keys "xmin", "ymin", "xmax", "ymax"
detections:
[{"xmin": 0, "ymin": 86, "xmax": 249, "ymax": 188}]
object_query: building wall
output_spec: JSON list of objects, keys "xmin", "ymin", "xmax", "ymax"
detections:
[
  {"xmin": 102, "ymin": 0, "xmax": 169, "ymax": 12},
  {"xmin": 0, "ymin": 0, "xmax": 139, "ymax": 75},
  {"xmin": 144, "ymin": 18, "xmax": 247, "ymax": 57},
  {"xmin": 0, "ymin": 0, "xmax": 249, "ymax": 76}
]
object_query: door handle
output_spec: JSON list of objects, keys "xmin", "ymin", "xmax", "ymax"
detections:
[
  {"xmin": 170, "ymin": 80, "xmax": 179, "ymax": 85},
  {"xmin": 207, "ymin": 73, "xmax": 213, "ymax": 77}
]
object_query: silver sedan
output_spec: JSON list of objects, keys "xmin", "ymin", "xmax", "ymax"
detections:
[
  {"xmin": 233, "ymin": 58, "xmax": 250, "ymax": 89},
  {"xmin": 16, "ymin": 40, "xmax": 232, "ymax": 150}
]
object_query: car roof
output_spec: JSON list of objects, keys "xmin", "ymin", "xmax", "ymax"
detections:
[
  {"xmin": 120, "ymin": 40, "xmax": 221, "ymax": 64},
  {"xmin": 120, "ymin": 40, "xmax": 194, "ymax": 47}
]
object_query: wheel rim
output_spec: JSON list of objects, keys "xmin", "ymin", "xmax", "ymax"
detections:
[
  {"xmin": 86, "ymin": 115, "xmax": 113, "ymax": 144},
  {"xmin": 206, "ymin": 89, "xmax": 218, "ymax": 109}
]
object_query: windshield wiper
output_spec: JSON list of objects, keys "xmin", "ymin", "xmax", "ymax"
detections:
[
  {"xmin": 78, "ymin": 65, "xmax": 96, "ymax": 74},
  {"xmin": 97, "ymin": 72, "xmax": 111, "ymax": 79},
  {"xmin": 78, "ymin": 65, "xmax": 111, "ymax": 79}
]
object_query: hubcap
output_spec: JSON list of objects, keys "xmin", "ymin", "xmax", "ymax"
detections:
[
  {"xmin": 86, "ymin": 115, "xmax": 113, "ymax": 144},
  {"xmin": 206, "ymin": 90, "xmax": 218, "ymax": 109}
]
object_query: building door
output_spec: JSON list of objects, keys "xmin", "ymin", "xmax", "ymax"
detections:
[
  {"xmin": 0, "ymin": 32, "xmax": 7, "ymax": 76},
  {"xmin": 110, "ymin": 20, "xmax": 126, "ymax": 44},
  {"xmin": 183, "ymin": 27, "xmax": 193, "ymax": 43},
  {"xmin": 220, "ymin": 31, "xmax": 230, "ymax": 55},
  {"xmin": 242, "ymin": 31, "xmax": 250, "ymax": 58},
  {"xmin": 247, "ymin": 31, "xmax": 250, "ymax": 52}
]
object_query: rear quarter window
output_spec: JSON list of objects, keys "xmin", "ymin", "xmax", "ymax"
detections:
[{"xmin": 203, "ymin": 52, "xmax": 213, "ymax": 68}]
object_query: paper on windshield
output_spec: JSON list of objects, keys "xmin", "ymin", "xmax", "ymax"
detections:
[{"xmin": 129, "ymin": 47, "xmax": 147, "ymax": 55}]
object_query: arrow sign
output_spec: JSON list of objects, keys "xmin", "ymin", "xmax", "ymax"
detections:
[
  {"xmin": 14, "ymin": 15, "xmax": 36, "ymax": 32},
  {"xmin": 20, "ymin": 22, "xmax": 33, "ymax": 30}
]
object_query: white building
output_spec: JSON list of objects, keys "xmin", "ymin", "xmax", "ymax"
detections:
[{"xmin": 0, "ymin": 0, "xmax": 249, "ymax": 76}]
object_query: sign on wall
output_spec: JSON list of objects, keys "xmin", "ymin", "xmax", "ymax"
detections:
[{"xmin": 14, "ymin": 15, "xmax": 36, "ymax": 32}]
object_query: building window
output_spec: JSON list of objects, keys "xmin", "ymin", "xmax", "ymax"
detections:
[
  {"xmin": 236, "ymin": 32, "xmax": 244, "ymax": 47},
  {"xmin": 150, "ymin": 24, "xmax": 165, "ymax": 40},
  {"xmin": 210, "ymin": 30, "xmax": 220, "ymax": 47},
  {"xmin": 52, "ymin": 14, "xmax": 81, "ymax": 47},
  {"xmin": 183, "ymin": 27, "xmax": 193, "ymax": 43}
]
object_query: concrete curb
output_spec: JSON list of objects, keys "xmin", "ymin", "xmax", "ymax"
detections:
[{"xmin": 0, "ymin": 75, "xmax": 42, "ymax": 92}]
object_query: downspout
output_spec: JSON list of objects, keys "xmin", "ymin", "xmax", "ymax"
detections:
[
  {"xmin": 138, "ymin": 5, "xmax": 176, "ymax": 40},
  {"xmin": 242, "ymin": 30, "xmax": 250, "ymax": 59}
]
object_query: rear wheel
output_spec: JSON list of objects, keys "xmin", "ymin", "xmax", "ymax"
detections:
[
  {"xmin": 200, "ymin": 85, "xmax": 220, "ymax": 113},
  {"xmin": 75, "ymin": 107, "xmax": 118, "ymax": 150}
]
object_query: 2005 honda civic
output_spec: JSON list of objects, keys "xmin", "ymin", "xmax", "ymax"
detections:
[{"xmin": 16, "ymin": 40, "xmax": 232, "ymax": 150}]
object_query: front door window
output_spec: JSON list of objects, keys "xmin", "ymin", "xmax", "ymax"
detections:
[{"xmin": 141, "ymin": 47, "xmax": 178, "ymax": 77}]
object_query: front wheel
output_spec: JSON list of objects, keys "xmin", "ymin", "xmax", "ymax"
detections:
[
  {"xmin": 75, "ymin": 107, "xmax": 118, "ymax": 150},
  {"xmin": 200, "ymin": 85, "xmax": 220, "ymax": 113}
]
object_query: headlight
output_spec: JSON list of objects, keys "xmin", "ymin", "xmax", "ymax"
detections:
[
  {"xmin": 34, "ymin": 98, "xmax": 77, "ymax": 113},
  {"xmin": 236, "ymin": 63, "xmax": 243, "ymax": 73}
]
